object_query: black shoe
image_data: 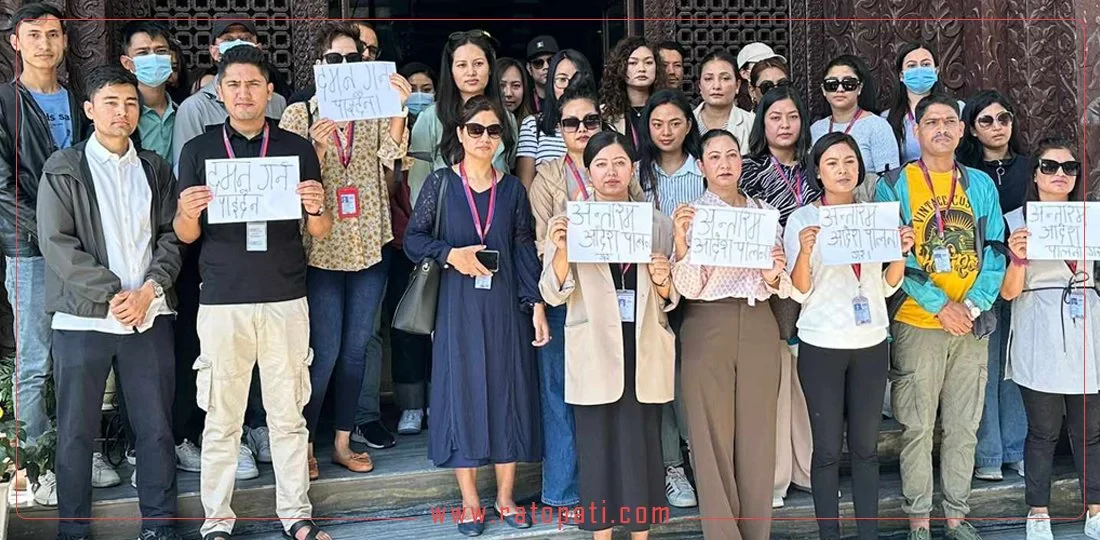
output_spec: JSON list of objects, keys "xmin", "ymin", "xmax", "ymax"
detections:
[
  {"xmin": 139, "ymin": 527, "xmax": 183, "ymax": 540},
  {"xmin": 496, "ymin": 505, "xmax": 533, "ymax": 529},
  {"xmin": 56, "ymin": 534, "xmax": 89, "ymax": 540},
  {"xmin": 354, "ymin": 421, "xmax": 396, "ymax": 449}
]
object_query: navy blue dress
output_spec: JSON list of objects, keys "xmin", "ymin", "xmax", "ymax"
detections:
[{"xmin": 404, "ymin": 168, "xmax": 543, "ymax": 467}]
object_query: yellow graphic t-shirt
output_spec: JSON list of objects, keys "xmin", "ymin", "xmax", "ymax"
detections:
[{"xmin": 895, "ymin": 164, "xmax": 979, "ymax": 329}]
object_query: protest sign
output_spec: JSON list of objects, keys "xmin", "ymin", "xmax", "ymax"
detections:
[
  {"xmin": 689, "ymin": 205, "xmax": 779, "ymax": 268},
  {"xmin": 566, "ymin": 201, "xmax": 653, "ymax": 263},
  {"xmin": 818, "ymin": 202, "xmax": 903, "ymax": 265},
  {"xmin": 314, "ymin": 61, "xmax": 402, "ymax": 122},
  {"xmin": 1025, "ymin": 202, "xmax": 1100, "ymax": 260},
  {"xmin": 205, "ymin": 156, "xmax": 301, "ymax": 224}
]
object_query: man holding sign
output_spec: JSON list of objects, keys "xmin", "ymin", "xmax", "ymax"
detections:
[{"xmin": 174, "ymin": 45, "xmax": 334, "ymax": 540}]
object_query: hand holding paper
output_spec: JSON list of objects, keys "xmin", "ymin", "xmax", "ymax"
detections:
[
  {"xmin": 297, "ymin": 180, "xmax": 325, "ymax": 215},
  {"xmin": 179, "ymin": 186, "xmax": 213, "ymax": 220}
]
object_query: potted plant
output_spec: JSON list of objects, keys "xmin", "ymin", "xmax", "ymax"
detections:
[{"xmin": 0, "ymin": 354, "xmax": 57, "ymax": 538}]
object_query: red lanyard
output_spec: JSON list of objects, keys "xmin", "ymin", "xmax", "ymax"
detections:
[
  {"xmin": 222, "ymin": 123, "xmax": 270, "ymax": 158},
  {"xmin": 459, "ymin": 161, "xmax": 497, "ymax": 242},
  {"xmin": 916, "ymin": 159, "xmax": 959, "ymax": 239},
  {"xmin": 332, "ymin": 123, "xmax": 355, "ymax": 168},
  {"xmin": 620, "ymin": 263, "xmax": 632, "ymax": 277},
  {"xmin": 820, "ymin": 195, "xmax": 861, "ymax": 281},
  {"xmin": 770, "ymin": 156, "xmax": 804, "ymax": 206},
  {"xmin": 829, "ymin": 108, "xmax": 863, "ymax": 135},
  {"xmin": 564, "ymin": 156, "xmax": 589, "ymax": 200},
  {"xmin": 1068, "ymin": 261, "xmax": 1079, "ymax": 274}
]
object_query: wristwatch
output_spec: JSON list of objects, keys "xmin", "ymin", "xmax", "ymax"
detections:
[
  {"xmin": 963, "ymin": 299, "xmax": 980, "ymax": 320},
  {"xmin": 148, "ymin": 280, "xmax": 164, "ymax": 299}
]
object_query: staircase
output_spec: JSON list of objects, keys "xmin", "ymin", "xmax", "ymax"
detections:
[{"xmin": 8, "ymin": 420, "xmax": 1083, "ymax": 539}]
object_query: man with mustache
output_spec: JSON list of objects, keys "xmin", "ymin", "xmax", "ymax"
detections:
[{"xmin": 875, "ymin": 94, "xmax": 1006, "ymax": 540}]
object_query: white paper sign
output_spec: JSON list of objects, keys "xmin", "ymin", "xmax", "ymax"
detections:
[
  {"xmin": 566, "ymin": 201, "xmax": 653, "ymax": 263},
  {"xmin": 818, "ymin": 202, "xmax": 904, "ymax": 265},
  {"xmin": 689, "ymin": 205, "xmax": 779, "ymax": 268},
  {"xmin": 1025, "ymin": 202, "xmax": 1100, "ymax": 260},
  {"xmin": 314, "ymin": 61, "xmax": 401, "ymax": 122},
  {"xmin": 205, "ymin": 156, "xmax": 301, "ymax": 224},
  {"xmin": 1004, "ymin": 208, "xmax": 1025, "ymax": 233}
]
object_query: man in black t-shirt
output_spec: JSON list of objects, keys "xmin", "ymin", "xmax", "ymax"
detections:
[{"xmin": 173, "ymin": 46, "xmax": 333, "ymax": 540}]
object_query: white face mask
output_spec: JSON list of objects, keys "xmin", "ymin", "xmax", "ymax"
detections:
[{"xmin": 217, "ymin": 39, "xmax": 255, "ymax": 56}]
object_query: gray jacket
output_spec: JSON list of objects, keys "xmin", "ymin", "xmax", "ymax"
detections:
[{"xmin": 37, "ymin": 141, "xmax": 182, "ymax": 318}]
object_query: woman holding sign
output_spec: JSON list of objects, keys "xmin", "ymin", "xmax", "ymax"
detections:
[
  {"xmin": 783, "ymin": 133, "xmax": 915, "ymax": 540},
  {"xmin": 1000, "ymin": 138, "xmax": 1100, "ymax": 539},
  {"xmin": 672, "ymin": 128, "xmax": 792, "ymax": 540},
  {"xmin": 405, "ymin": 94, "xmax": 548, "ymax": 536},
  {"xmin": 539, "ymin": 130, "xmax": 677, "ymax": 539}
]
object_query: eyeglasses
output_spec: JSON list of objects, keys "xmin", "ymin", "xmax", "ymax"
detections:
[
  {"xmin": 553, "ymin": 75, "xmax": 572, "ymax": 89},
  {"xmin": 976, "ymin": 111, "xmax": 1013, "ymax": 128},
  {"xmin": 757, "ymin": 79, "xmax": 791, "ymax": 94},
  {"xmin": 530, "ymin": 57, "xmax": 549, "ymax": 70},
  {"xmin": 363, "ymin": 45, "xmax": 380, "ymax": 60},
  {"xmin": 822, "ymin": 77, "xmax": 860, "ymax": 93},
  {"xmin": 561, "ymin": 113, "xmax": 601, "ymax": 133},
  {"xmin": 1038, "ymin": 158, "xmax": 1081, "ymax": 176},
  {"xmin": 464, "ymin": 122, "xmax": 504, "ymax": 139},
  {"xmin": 323, "ymin": 52, "xmax": 362, "ymax": 64}
]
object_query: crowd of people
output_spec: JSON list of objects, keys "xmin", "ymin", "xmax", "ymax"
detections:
[{"xmin": 0, "ymin": 4, "xmax": 1096, "ymax": 540}]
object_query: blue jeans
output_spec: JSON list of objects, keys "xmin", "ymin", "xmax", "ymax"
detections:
[
  {"xmin": 6, "ymin": 256, "xmax": 52, "ymax": 444},
  {"xmin": 537, "ymin": 304, "xmax": 579, "ymax": 507},
  {"xmin": 975, "ymin": 300, "xmax": 1026, "ymax": 468},
  {"xmin": 354, "ymin": 291, "xmax": 385, "ymax": 426},
  {"xmin": 303, "ymin": 263, "xmax": 388, "ymax": 438}
]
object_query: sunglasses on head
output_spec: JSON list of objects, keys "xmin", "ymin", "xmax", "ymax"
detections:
[
  {"xmin": 822, "ymin": 77, "xmax": 861, "ymax": 93},
  {"xmin": 561, "ymin": 113, "xmax": 601, "ymax": 133},
  {"xmin": 757, "ymin": 79, "xmax": 791, "ymax": 94},
  {"xmin": 464, "ymin": 122, "xmax": 504, "ymax": 139},
  {"xmin": 976, "ymin": 111, "xmax": 1013, "ymax": 128},
  {"xmin": 1038, "ymin": 158, "xmax": 1081, "ymax": 176},
  {"xmin": 323, "ymin": 52, "xmax": 362, "ymax": 64}
]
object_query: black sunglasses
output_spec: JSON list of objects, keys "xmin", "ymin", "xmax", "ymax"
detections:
[
  {"xmin": 757, "ymin": 79, "xmax": 791, "ymax": 94},
  {"xmin": 529, "ymin": 57, "xmax": 549, "ymax": 70},
  {"xmin": 363, "ymin": 45, "xmax": 380, "ymax": 59},
  {"xmin": 822, "ymin": 77, "xmax": 861, "ymax": 93},
  {"xmin": 323, "ymin": 52, "xmax": 362, "ymax": 64},
  {"xmin": 976, "ymin": 111, "xmax": 1013, "ymax": 128},
  {"xmin": 1038, "ymin": 158, "xmax": 1081, "ymax": 176},
  {"xmin": 464, "ymin": 122, "xmax": 504, "ymax": 139},
  {"xmin": 561, "ymin": 113, "xmax": 601, "ymax": 133}
]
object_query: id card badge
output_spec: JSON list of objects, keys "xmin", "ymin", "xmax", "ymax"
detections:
[
  {"xmin": 617, "ymin": 289, "xmax": 636, "ymax": 323},
  {"xmin": 932, "ymin": 246, "xmax": 952, "ymax": 273},
  {"xmin": 1069, "ymin": 290, "xmax": 1086, "ymax": 320},
  {"xmin": 336, "ymin": 186, "xmax": 360, "ymax": 219},
  {"xmin": 474, "ymin": 274, "xmax": 493, "ymax": 290},
  {"xmin": 246, "ymin": 222, "xmax": 267, "ymax": 252},
  {"xmin": 852, "ymin": 295, "xmax": 872, "ymax": 326}
]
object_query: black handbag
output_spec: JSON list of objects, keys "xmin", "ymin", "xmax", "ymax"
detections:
[{"xmin": 392, "ymin": 173, "xmax": 448, "ymax": 335}]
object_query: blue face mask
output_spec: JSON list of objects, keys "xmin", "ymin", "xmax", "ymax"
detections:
[
  {"xmin": 902, "ymin": 66, "xmax": 938, "ymax": 95},
  {"xmin": 407, "ymin": 92, "xmax": 434, "ymax": 115},
  {"xmin": 217, "ymin": 39, "xmax": 255, "ymax": 56},
  {"xmin": 132, "ymin": 54, "xmax": 173, "ymax": 87}
]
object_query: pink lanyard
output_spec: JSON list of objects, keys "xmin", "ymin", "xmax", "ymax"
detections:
[
  {"xmin": 770, "ymin": 156, "xmax": 804, "ymax": 206},
  {"xmin": 829, "ymin": 108, "xmax": 863, "ymax": 135},
  {"xmin": 916, "ymin": 159, "xmax": 959, "ymax": 239},
  {"xmin": 564, "ymin": 156, "xmax": 589, "ymax": 201},
  {"xmin": 222, "ymin": 123, "xmax": 270, "ymax": 158},
  {"xmin": 459, "ymin": 162, "xmax": 497, "ymax": 242},
  {"xmin": 332, "ymin": 123, "xmax": 355, "ymax": 168}
]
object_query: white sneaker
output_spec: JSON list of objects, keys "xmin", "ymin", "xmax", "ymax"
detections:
[
  {"xmin": 1026, "ymin": 512, "xmax": 1053, "ymax": 540},
  {"xmin": 1008, "ymin": 460, "xmax": 1025, "ymax": 477},
  {"xmin": 33, "ymin": 470, "xmax": 57, "ymax": 507},
  {"xmin": 772, "ymin": 494, "xmax": 785, "ymax": 509},
  {"xmin": 1085, "ymin": 510, "xmax": 1100, "ymax": 539},
  {"xmin": 398, "ymin": 409, "xmax": 424, "ymax": 435},
  {"xmin": 130, "ymin": 468, "xmax": 137, "ymax": 489},
  {"xmin": 176, "ymin": 439, "xmax": 202, "ymax": 472},
  {"xmin": 664, "ymin": 465, "xmax": 698, "ymax": 508},
  {"xmin": 91, "ymin": 452, "xmax": 121, "ymax": 488},
  {"xmin": 126, "ymin": 448, "xmax": 137, "ymax": 466},
  {"xmin": 236, "ymin": 444, "xmax": 260, "ymax": 480},
  {"xmin": 7, "ymin": 470, "xmax": 34, "ymax": 509},
  {"xmin": 245, "ymin": 426, "xmax": 272, "ymax": 463}
]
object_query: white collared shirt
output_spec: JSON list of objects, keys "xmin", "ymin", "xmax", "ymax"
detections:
[
  {"xmin": 52, "ymin": 134, "xmax": 171, "ymax": 334},
  {"xmin": 693, "ymin": 102, "xmax": 755, "ymax": 154}
]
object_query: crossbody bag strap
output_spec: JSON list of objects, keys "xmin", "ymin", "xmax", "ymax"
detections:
[{"xmin": 432, "ymin": 171, "xmax": 448, "ymax": 240}]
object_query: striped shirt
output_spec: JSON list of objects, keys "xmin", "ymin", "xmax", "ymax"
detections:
[
  {"xmin": 516, "ymin": 114, "xmax": 567, "ymax": 164},
  {"xmin": 642, "ymin": 156, "xmax": 707, "ymax": 216},
  {"xmin": 740, "ymin": 154, "xmax": 821, "ymax": 226}
]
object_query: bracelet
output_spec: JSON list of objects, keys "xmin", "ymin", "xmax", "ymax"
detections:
[
  {"xmin": 305, "ymin": 208, "xmax": 324, "ymax": 217},
  {"xmin": 655, "ymin": 275, "xmax": 671, "ymax": 288}
]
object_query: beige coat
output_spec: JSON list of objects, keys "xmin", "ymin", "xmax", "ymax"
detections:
[{"xmin": 538, "ymin": 211, "xmax": 679, "ymax": 406}]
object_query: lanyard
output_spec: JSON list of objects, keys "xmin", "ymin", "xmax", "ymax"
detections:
[
  {"xmin": 916, "ymin": 159, "xmax": 959, "ymax": 239},
  {"xmin": 564, "ymin": 156, "xmax": 589, "ymax": 200},
  {"xmin": 332, "ymin": 123, "xmax": 355, "ymax": 168},
  {"xmin": 620, "ymin": 263, "xmax": 632, "ymax": 277},
  {"xmin": 1068, "ymin": 261, "xmax": 1079, "ymax": 274},
  {"xmin": 829, "ymin": 108, "xmax": 862, "ymax": 135},
  {"xmin": 770, "ymin": 156, "xmax": 804, "ymax": 206},
  {"xmin": 459, "ymin": 162, "xmax": 497, "ymax": 242},
  {"xmin": 820, "ymin": 195, "xmax": 861, "ymax": 281},
  {"xmin": 222, "ymin": 122, "xmax": 270, "ymax": 159}
]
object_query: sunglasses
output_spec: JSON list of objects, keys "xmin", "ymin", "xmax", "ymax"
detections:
[
  {"xmin": 464, "ymin": 122, "xmax": 504, "ymax": 139},
  {"xmin": 757, "ymin": 79, "xmax": 791, "ymax": 94},
  {"xmin": 323, "ymin": 52, "xmax": 362, "ymax": 64},
  {"xmin": 530, "ymin": 57, "xmax": 549, "ymax": 70},
  {"xmin": 363, "ymin": 45, "xmax": 380, "ymax": 59},
  {"xmin": 976, "ymin": 111, "xmax": 1013, "ymax": 128},
  {"xmin": 1038, "ymin": 158, "xmax": 1081, "ymax": 176},
  {"xmin": 561, "ymin": 113, "xmax": 601, "ymax": 132},
  {"xmin": 822, "ymin": 77, "xmax": 861, "ymax": 93}
]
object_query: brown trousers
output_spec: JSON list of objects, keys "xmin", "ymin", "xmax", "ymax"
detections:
[{"xmin": 681, "ymin": 298, "xmax": 781, "ymax": 540}]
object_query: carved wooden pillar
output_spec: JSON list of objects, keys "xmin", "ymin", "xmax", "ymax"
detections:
[
  {"xmin": 1080, "ymin": 0, "xmax": 1099, "ymax": 198},
  {"xmin": 0, "ymin": 0, "xmax": 107, "ymax": 97}
]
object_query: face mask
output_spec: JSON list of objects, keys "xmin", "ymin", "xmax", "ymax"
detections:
[
  {"xmin": 132, "ymin": 54, "xmax": 173, "ymax": 87},
  {"xmin": 902, "ymin": 66, "xmax": 937, "ymax": 95},
  {"xmin": 407, "ymin": 92, "xmax": 434, "ymax": 115},
  {"xmin": 217, "ymin": 39, "xmax": 255, "ymax": 56}
]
